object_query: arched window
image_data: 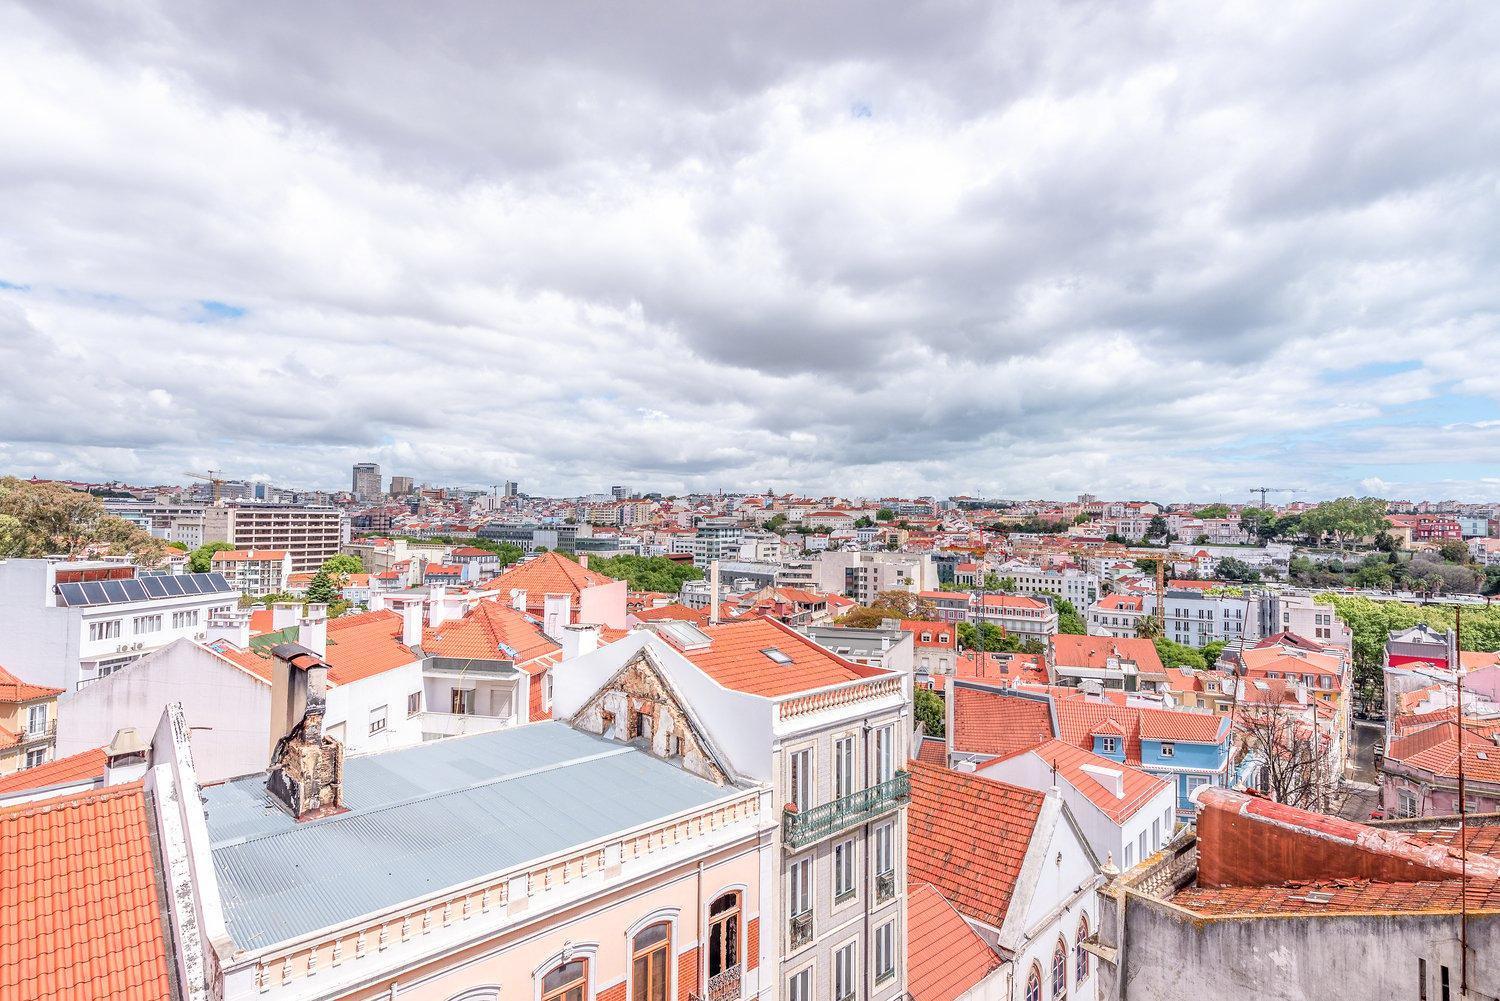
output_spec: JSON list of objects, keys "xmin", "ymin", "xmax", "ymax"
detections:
[
  {"xmin": 708, "ymin": 892, "xmax": 741, "ymax": 981},
  {"xmin": 632, "ymin": 922, "xmax": 671, "ymax": 1001},
  {"xmin": 1025, "ymin": 963, "xmax": 1042, "ymax": 1001},
  {"xmin": 1052, "ymin": 938, "xmax": 1068, "ymax": 998},
  {"xmin": 1075, "ymin": 915, "xmax": 1090, "ymax": 981},
  {"xmin": 542, "ymin": 959, "xmax": 587, "ymax": 1001}
]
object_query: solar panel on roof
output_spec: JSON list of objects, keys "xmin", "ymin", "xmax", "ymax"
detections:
[
  {"xmin": 81, "ymin": 581, "xmax": 108, "ymax": 604},
  {"xmin": 142, "ymin": 576, "xmax": 168, "ymax": 598},
  {"xmin": 123, "ymin": 579, "xmax": 148, "ymax": 602}
]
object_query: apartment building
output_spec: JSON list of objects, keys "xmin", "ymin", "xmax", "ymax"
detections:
[
  {"xmin": 563, "ymin": 617, "xmax": 913, "ymax": 1001},
  {"xmin": 0, "ymin": 666, "xmax": 62, "ymax": 776},
  {"xmin": 102, "ymin": 499, "xmax": 208, "ymax": 547},
  {"xmin": 1143, "ymin": 586, "xmax": 1254, "ymax": 649},
  {"xmin": 1257, "ymin": 590, "xmax": 1352, "ymax": 651},
  {"xmin": 351, "ymin": 461, "xmax": 382, "ymax": 501},
  {"xmin": 970, "ymin": 593, "xmax": 1059, "ymax": 637},
  {"xmin": 0, "ymin": 560, "xmax": 238, "ymax": 691},
  {"xmin": 204, "ymin": 501, "xmax": 345, "ymax": 573},
  {"xmin": 776, "ymin": 551, "xmax": 936, "ymax": 604},
  {"xmin": 1087, "ymin": 593, "xmax": 1147, "ymax": 638},
  {"xmin": 998, "ymin": 561, "xmax": 1101, "ymax": 608},
  {"xmin": 210, "ymin": 548, "xmax": 293, "ymax": 596}
]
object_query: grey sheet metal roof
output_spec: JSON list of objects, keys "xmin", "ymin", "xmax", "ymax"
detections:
[{"xmin": 201, "ymin": 722, "xmax": 732, "ymax": 951}]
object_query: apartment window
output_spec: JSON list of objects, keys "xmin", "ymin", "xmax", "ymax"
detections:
[
  {"xmin": 132, "ymin": 613, "xmax": 162, "ymax": 635},
  {"xmin": 834, "ymin": 839, "xmax": 856, "ymax": 901},
  {"xmin": 834, "ymin": 942, "xmax": 857, "ymax": 1001},
  {"xmin": 874, "ymin": 821, "xmax": 895, "ymax": 876},
  {"xmin": 1398, "ymin": 789, "xmax": 1419, "ymax": 819},
  {"xmin": 789, "ymin": 857, "xmax": 812, "ymax": 917},
  {"xmin": 1052, "ymin": 938, "xmax": 1068, "ymax": 998},
  {"xmin": 1076, "ymin": 915, "xmax": 1090, "ymax": 981},
  {"xmin": 1100, "ymin": 737, "xmax": 1118, "ymax": 755},
  {"xmin": 1419, "ymin": 958, "xmax": 1427, "ymax": 1000},
  {"xmin": 369, "ymin": 705, "xmax": 388, "ymax": 735},
  {"xmin": 1151, "ymin": 818, "xmax": 1161, "ymax": 851},
  {"xmin": 542, "ymin": 959, "xmax": 587, "ymax": 1001},
  {"xmin": 1159, "ymin": 742, "xmax": 1175, "ymax": 758},
  {"xmin": 788, "ymin": 969, "xmax": 812, "ymax": 1001},
  {"xmin": 1124, "ymin": 843, "xmax": 1134, "ymax": 868},
  {"xmin": 874, "ymin": 920, "xmax": 896, "ymax": 983},
  {"xmin": 708, "ymin": 892, "xmax": 740, "ymax": 980},
  {"xmin": 789, "ymin": 748, "xmax": 812, "ymax": 811},
  {"xmin": 874, "ymin": 724, "xmax": 895, "ymax": 784},
  {"xmin": 1026, "ymin": 964, "xmax": 1042, "ymax": 1001},
  {"xmin": 631, "ymin": 922, "xmax": 671, "ymax": 1001},
  {"xmin": 172, "ymin": 610, "xmax": 199, "ymax": 629},
  {"xmin": 835, "ymin": 736, "xmax": 856, "ymax": 800},
  {"xmin": 1441, "ymin": 965, "xmax": 1451, "ymax": 1001},
  {"xmin": 1165, "ymin": 807, "xmax": 1174, "ymax": 834},
  {"xmin": 407, "ymin": 692, "xmax": 421, "ymax": 717},
  {"xmin": 26, "ymin": 704, "xmax": 46, "ymax": 735},
  {"xmin": 88, "ymin": 619, "xmax": 121, "ymax": 642},
  {"xmin": 25, "ymin": 748, "xmax": 46, "ymax": 769}
]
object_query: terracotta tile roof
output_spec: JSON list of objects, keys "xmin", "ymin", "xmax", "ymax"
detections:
[
  {"xmin": 1025, "ymin": 738, "xmax": 1169, "ymax": 823},
  {"xmin": 950, "ymin": 684, "xmax": 1055, "ymax": 759},
  {"xmin": 0, "ymin": 665, "xmax": 63, "ymax": 704},
  {"xmin": 1171, "ymin": 877, "xmax": 1500, "ymax": 916},
  {"xmin": 1385, "ymin": 721, "xmax": 1500, "ymax": 784},
  {"xmin": 478, "ymin": 552, "xmax": 615, "ymax": 607},
  {"xmin": 973, "ymin": 594, "xmax": 1048, "ymax": 610},
  {"xmin": 1051, "ymin": 699, "xmax": 1226, "ymax": 764},
  {"xmin": 422, "ymin": 601, "xmax": 560, "ymax": 675},
  {"xmin": 906, "ymin": 882, "xmax": 1002, "ymax": 1001},
  {"xmin": 0, "ymin": 748, "xmax": 107, "ymax": 796},
  {"xmin": 902, "ymin": 620, "xmax": 956, "ymax": 650},
  {"xmin": 1094, "ymin": 594, "xmax": 1143, "ymax": 611},
  {"xmin": 1137, "ymin": 706, "xmax": 1228, "ymax": 743},
  {"xmin": 1255, "ymin": 631, "xmax": 1325, "ymax": 651},
  {"xmin": 247, "ymin": 608, "xmax": 275, "ymax": 636},
  {"xmin": 954, "ymin": 651, "xmax": 1046, "ymax": 684},
  {"xmin": 1241, "ymin": 647, "xmax": 1342, "ymax": 681},
  {"xmin": 672, "ymin": 617, "xmax": 884, "ymax": 698},
  {"xmin": 212, "ymin": 610, "xmax": 418, "ymax": 687},
  {"xmin": 632, "ymin": 603, "xmax": 713, "ymax": 625},
  {"xmin": 1050, "ymin": 634, "xmax": 1165, "ymax": 674},
  {"xmin": 0, "ymin": 783, "xmax": 171, "ymax": 999},
  {"xmin": 907, "ymin": 759, "xmax": 1045, "ymax": 927},
  {"xmin": 915, "ymin": 736, "xmax": 948, "ymax": 766}
]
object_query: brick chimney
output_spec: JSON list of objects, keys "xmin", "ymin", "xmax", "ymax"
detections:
[{"xmin": 265, "ymin": 643, "xmax": 344, "ymax": 821}]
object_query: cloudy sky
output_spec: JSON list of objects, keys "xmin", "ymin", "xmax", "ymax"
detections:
[{"xmin": 3, "ymin": 2, "xmax": 1499, "ymax": 501}]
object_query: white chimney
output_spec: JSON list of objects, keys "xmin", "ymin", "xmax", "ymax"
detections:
[
  {"xmin": 205, "ymin": 611, "xmax": 250, "ymax": 649},
  {"xmin": 543, "ymin": 593, "xmax": 572, "ymax": 640},
  {"xmin": 955, "ymin": 760, "xmax": 978, "ymax": 773},
  {"xmin": 510, "ymin": 587, "xmax": 528, "ymax": 612},
  {"xmin": 709, "ymin": 559, "xmax": 721, "ymax": 625},
  {"xmin": 367, "ymin": 591, "xmax": 385, "ymax": 612},
  {"xmin": 578, "ymin": 553, "xmax": 589, "ymax": 569},
  {"xmin": 428, "ymin": 585, "xmax": 449, "ymax": 626},
  {"xmin": 299, "ymin": 604, "xmax": 328, "ymax": 657},
  {"xmin": 104, "ymin": 727, "xmax": 150, "ymax": 786},
  {"xmin": 562, "ymin": 622, "xmax": 600, "ymax": 660},
  {"xmin": 396, "ymin": 597, "xmax": 423, "ymax": 649},
  {"xmin": 272, "ymin": 601, "xmax": 299, "ymax": 631}
]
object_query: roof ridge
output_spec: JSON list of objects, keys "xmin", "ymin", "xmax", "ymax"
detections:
[{"xmin": 0, "ymin": 778, "xmax": 139, "ymax": 818}]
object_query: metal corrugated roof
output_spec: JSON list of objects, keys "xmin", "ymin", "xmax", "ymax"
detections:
[{"xmin": 201, "ymin": 723, "xmax": 732, "ymax": 951}]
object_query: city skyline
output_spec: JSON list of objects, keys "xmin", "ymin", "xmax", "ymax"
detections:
[{"xmin": 3, "ymin": 3, "xmax": 1500, "ymax": 500}]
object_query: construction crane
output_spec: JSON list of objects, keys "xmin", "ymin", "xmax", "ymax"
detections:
[
  {"xmin": 184, "ymin": 470, "xmax": 226, "ymax": 505},
  {"xmin": 1249, "ymin": 486, "xmax": 1295, "ymax": 509},
  {"xmin": 1078, "ymin": 544, "xmax": 1168, "ymax": 630}
]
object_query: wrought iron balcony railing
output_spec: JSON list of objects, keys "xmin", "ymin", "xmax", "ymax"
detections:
[{"xmin": 782, "ymin": 771, "xmax": 910, "ymax": 850}]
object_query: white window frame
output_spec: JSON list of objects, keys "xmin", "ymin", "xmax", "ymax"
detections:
[
  {"xmin": 789, "ymin": 747, "xmax": 813, "ymax": 811},
  {"xmin": 874, "ymin": 920, "xmax": 896, "ymax": 983},
  {"xmin": 369, "ymin": 704, "xmax": 389, "ymax": 735},
  {"xmin": 1159, "ymin": 742, "xmax": 1175, "ymax": 758},
  {"xmin": 788, "ymin": 968, "xmax": 812, "ymax": 1001},
  {"xmin": 834, "ymin": 838, "xmax": 856, "ymax": 901},
  {"xmin": 25, "ymin": 748, "xmax": 46, "ymax": 768},
  {"xmin": 874, "ymin": 821, "xmax": 895, "ymax": 876},
  {"xmin": 789, "ymin": 856, "xmax": 812, "ymax": 917},
  {"xmin": 1100, "ymin": 736, "xmax": 1118, "ymax": 754},
  {"xmin": 874, "ymin": 724, "xmax": 895, "ymax": 784},
  {"xmin": 407, "ymin": 691, "xmax": 421, "ymax": 717},
  {"xmin": 835, "ymin": 736, "xmax": 856, "ymax": 800},
  {"xmin": 27, "ymin": 704, "xmax": 47, "ymax": 734},
  {"xmin": 89, "ymin": 619, "xmax": 121, "ymax": 642},
  {"xmin": 834, "ymin": 940, "xmax": 858, "ymax": 1001}
]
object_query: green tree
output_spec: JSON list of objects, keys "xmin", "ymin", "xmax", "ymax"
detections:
[
  {"xmin": 588, "ymin": 554, "xmax": 704, "ymax": 593},
  {"xmin": 1145, "ymin": 515, "xmax": 1169, "ymax": 542},
  {"xmin": 0, "ymin": 476, "xmax": 168, "ymax": 565},
  {"xmin": 322, "ymin": 554, "xmax": 364, "ymax": 576},
  {"xmin": 876, "ymin": 508, "xmax": 896, "ymax": 521},
  {"xmin": 1202, "ymin": 639, "xmax": 1227, "ymax": 666},
  {"xmin": 1300, "ymin": 496, "xmax": 1388, "ymax": 549},
  {"xmin": 1439, "ymin": 540, "xmax": 1471, "ymax": 565},
  {"xmin": 839, "ymin": 590, "xmax": 939, "ymax": 628},
  {"xmin": 1194, "ymin": 504, "xmax": 1232, "ymax": 519},
  {"xmin": 166, "ymin": 540, "xmax": 189, "ymax": 552},
  {"xmin": 914, "ymin": 687, "xmax": 945, "ymax": 738},
  {"xmin": 1153, "ymin": 637, "xmax": 1207, "ymax": 670},
  {"xmin": 854, "ymin": 516, "xmax": 875, "ymax": 529},
  {"xmin": 957, "ymin": 621, "xmax": 1044, "ymax": 654},
  {"xmin": 1054, "ymin": 597, "xmax": 1087, "ymax": 635},
  {"xmin": 188, "ymin": 541, "xmax": 237, "ymax": 573},
  {"xmin": 305, "ymin": 569, "xmax": 341, "ymax": 604},
  {"xmin": 764, "ymin": 513, "xmax": 788, "ymax": 532},
  {"xmin": 1215, "ymin": 557, "xmax": 1260, "ymax": 583}
]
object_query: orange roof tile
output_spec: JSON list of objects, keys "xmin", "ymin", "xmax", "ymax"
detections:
[
  {"xmin": 902, "ymin": 620, "xmax": 956, "ymax": 649},
  {"xmin": 1025, "ymin": 738, "xmax": 1169, "ymax": 823},
  {"xmin": 672, "ymin": 617, "xmax": 883, "ymax": 698},
  {"xmin": 212, "ymin": 610, "xmax": 418, "ymax": 687},
  {"xmin": 0, "ymin": 665, "xmax": 63, "ymax": 704},
  {"xmin": 1050, "ymin": 634, "xmax": 1165, "ymax": 674},
  {"xmin": 950, "ymin": 684, "xmax": 1055, "ymax": 759},
  {"xmin": 915, "ymin": 735, "xmax": 948, "ymax": 766},
  {"xmin": 1171, "ymin": 876, "xmax": 1500, "ymax": 916},
  {"xmin": 0, "ymin": 783, "xmax": 170, "ymax": 1000},
  {"xmin": 479, "ymin": 552, "xmax": 615, "ymax": 607},
  {"xmin": 633, "ymin": 603, "xmax": 714, "ymax": 626},
  {"xmin": 908, "ymin": 759, "xmax": 1045, "ymax": 927},
  {"xmin": 0, "ymin": 747, "xmax": 107, "ymax": 796},
  {"xmin": 422, "ymin": 601, "xmax": 560, "ymax": 674},
  {"xmin": 906, "ymin": 882, "xmax": 1002, "ymax": 1001}
]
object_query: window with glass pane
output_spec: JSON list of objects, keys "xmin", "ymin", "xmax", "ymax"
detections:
[
  {"xmin": 874, "ymin": 725, "xmax": 894, "ymax": 783},
  {"xmin": 542, "ymin": 959, "xmax": 587, "ymax": 1001},
  {"xmin": 1026, "ymin": 965, "xmax": 1041, "ymax": 1001},
  {"xmin": 834, "ymin": 943, "xmax": 857, "ymax": 1001},
  {"xmin": 835, "ymin": 736, "xmax": 855, "ymax": 799},
  {"xmin": 875, "ymin": 822, "xmax": 894, "ymax": 875},
  {"xmin": 1052, "ymin": 939, "xmax": 1067, "ymax": 998},
  {"xmin": 834, "ymin": 840, "xmax": 855, "ymax": 899},
  {"xmin": 1075, "ymin": 915, "xmax": 1090, "ymax": 981},
  {"xmin": 790, "ymin": 749, "xmax": 812, "ymax": 810},
  {"xmin": 875, "ymin": 921, "xmax": 895, "ymax": 981},
  {"xmin": 789, "ymin": 857, "xmax": 811, "ymax": 915},
  {"xmin": 632, "ymin": 923, "xmax": 670, "ymax": 1001},
  {"xmin": 788, "ymin": 969, "xmax": 811, "ymax": 1001},
  {"xmin": 708, "ymin": 893, "xmax": 740, "ymax": 977}
]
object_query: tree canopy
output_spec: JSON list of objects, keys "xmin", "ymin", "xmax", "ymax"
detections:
[
  {"xmin": 1215, "ymin": 557, "xmax": 1261, "ymax": 582},
  {"xmin": 0, "ymin": 476, "xmax": 169, "ymax": 566},
  {"xmin": 588, "ymin": 554, "xmax": 704, "ymax": 593},
  {"xmin": 838, "ymin": 590, "xmax": 938, "ymax": 628},
  {"xmin": 1317, "ymin": 594, "xmax": 1500, "ymax": 692},
  {"xmin": 957, "ymin": 621, "xmax": 1045, "ymax": 654},
  {"xmin": 1153, "ymin": 637, "xmax": 1207, "ymax": 670},
  {"xmin": 187, "ymin": 541, "xmax": 237, "ymax": 573},
  {"xmin": 1054, "ymin": 597, "xmax": 1087, "ymax": 635},
  {"xmin": 1298, "ymin": 496, "xmax": 1388, "ymax": 548},
  {"xmin": 1194, "ymin": 504, "xmax": 1232, "ymax": 518},
  {"xmin": 322, "ymin": 554, "xmax": 364, "ymax": 576},
  {"xmin": 876, "ymin": 507, "xmax": 896, "ymax": 521},
  {"xmin": 914, "ymin": 687, "xmax": 945, "ymax": 738}
]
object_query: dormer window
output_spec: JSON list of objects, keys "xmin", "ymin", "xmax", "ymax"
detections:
[
  {"xmin": 1100, "ymin": 736, "xmax": 1118, "ymax": 754},
  {"xmin": 1160, "ymin": 742, "xmax": 1175, "ymax": 758}
]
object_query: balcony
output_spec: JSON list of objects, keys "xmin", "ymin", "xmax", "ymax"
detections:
[
  {"xmin": 789, "ymin": 911, "xmax": 813, "ymax": 949},
  {"xmin": 782, "ymin": 771, "xmax": 910, "ymax": 850},
  {"xmin": 705, "ymin": 966, "xmax": 742, "ymax": 1001},
  {"xmin": 418, "ymin": 712, "xmax": 513, "ymax": 739},
  {"xmin": 19, "ymin": 722, "xmax": 57, "ymax": 745},
  {"xmin": 876, "ymin": 870, "xmax": 896, "ymax": 902}
]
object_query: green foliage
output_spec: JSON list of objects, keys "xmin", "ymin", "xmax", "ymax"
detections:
[
  {"xmin": 1299, "ymin": 496, "xmax": 1388, "ymax": 548},
  {"xmin": 957, "ymin": 621, "xmax": 1045, "ymax": 654},
  {"xmin": 1202, "ymin": 639, "xmax": 1228, "ymax": 666},
  {"xmin": 588, "ymin": 554, "xmax": 704, "ymax": 593},
  {"xmin": 1054, "ymin": 597, "xmax": 1087, "ymax": 635},
  {"xmin": 0, "ymin": 476, "xmax": 169, "ymax": 566},
  {"xmin": 321, "ymin": 554, "xmax": 364, "ymax": 575},
  {"xmin": 1215, "ymin": 557, "xmax": 1261, "ymax": 582},
  {"xmin": 938, "ymin": 581, "xmax": 970, "ymax": 592},
  {"xmin": 839, "ymin": 591, "xmax": 938, "ymax": 628},
  {"xmin": 764, "ymin": 513, "xmax": 789, "ymax": 532},
  {"xmin": 1153, "ymin": 637, "xmax": 1207, "ymax": 670},
  {"xmin": 914, "ymin": 687, "xmax": 945, "ymax": 738},
  {"xmin": 384, "ymin": 536, "xmax": 524, "ymax": 566},
  {"xmin": 305, "ymin": 569, "xmax": 341, "ymax": 604},
  {"xmin": 1439, "ymin": 540, "xmax": 1472, "ymax": 565},
  {"xmin": 1317, "ymin": 594, "xmax": 1500, "ymax": 690},
  {"xmin": 854, "ymin": 516, "xmax": 875, "ymax": 529},
  {"xmin": 981, "ymin": 574, "xmax": 1015, "ymax": 592},
  {"xmin": 1194, "ymin": 504, "xmax": 1232, "ymax": 519},
  {"xmin": 166, "ymin": 540, "xmax": 189, "ymax": 551},
  {"xmin": 1145, "ymin": 515, "xmax": 1169, "ymax": 541},
  {"xmin": 1073, "ymin": 512, "xmax": 1091, "ymax": 525},
  {"xmin": 188, "ymin": 541, "xmax": 237, "ymax": 573},
  {"xmin": 876, "ymin": 508, "xmax": 896, "ymax": 521}
]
